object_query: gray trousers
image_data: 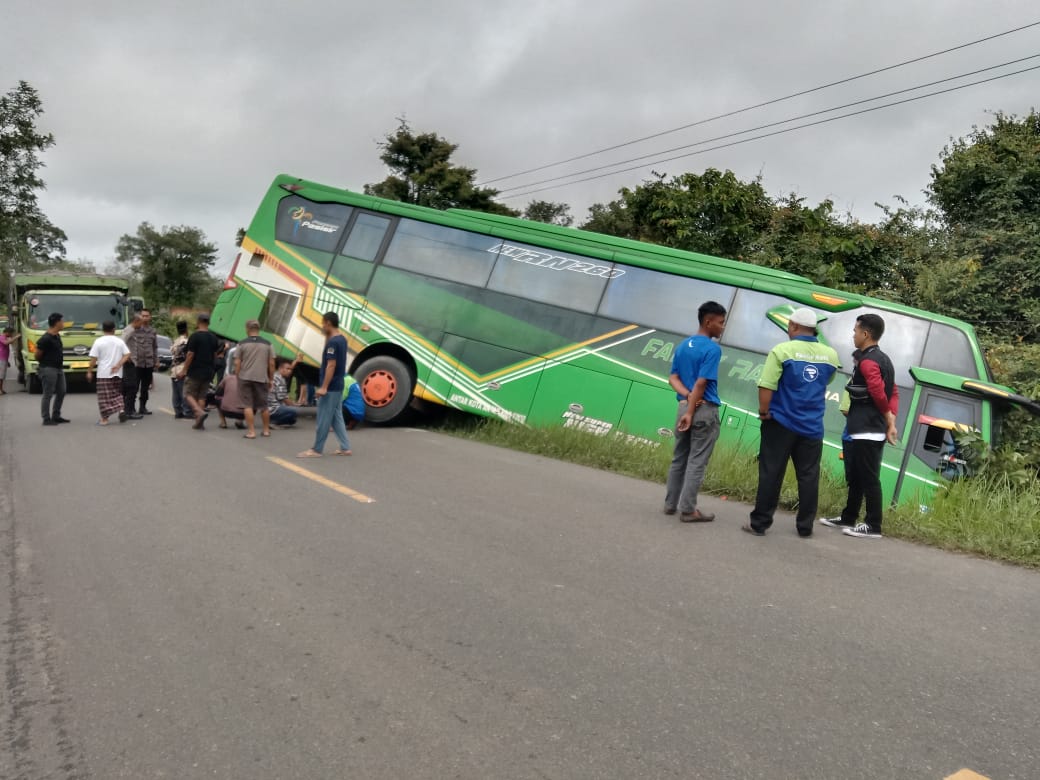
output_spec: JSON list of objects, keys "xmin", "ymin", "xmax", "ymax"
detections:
[
  {"xmin": 665, "ymin": 401, "xmax": 721, "ymax": 514},
  {"xmin": 39, "ymin": 366, "xmax": 66, "ymax": 421}
]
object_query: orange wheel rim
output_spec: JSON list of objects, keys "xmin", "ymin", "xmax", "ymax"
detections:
[{"xmin": 362, "ymin": 370, "xmax": 397, "ymax": 407}]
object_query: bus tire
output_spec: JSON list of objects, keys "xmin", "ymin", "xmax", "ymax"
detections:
[
  {"xmin": 355, "ymin": 355, "xmax": 413, "ymax": 424},
  {"xmin": 28, "ymin": 373, "xmax": 42, "ymax": 394}
]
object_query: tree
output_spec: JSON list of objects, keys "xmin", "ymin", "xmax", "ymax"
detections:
[
  {"xmin": 523, "ymin": 200, "xmax": 573, "ymax": 226},
  {"xmin": 0, "ymin": 80, "xmax": 67, "ymax": 306},
  {"xmin": 925, "ymin": 111, "xmax": 1040, "ymax": 342},
  {"xmin": 115, "ymin": 223, "xmax": 218, "ymax": 309},
  {"xmin": 582, "ymin": 169, "xmax": 774, "ymax": 259},
  {"xmin": 364, "ymin": 119, "xmax": 516, "ymax": 214}
]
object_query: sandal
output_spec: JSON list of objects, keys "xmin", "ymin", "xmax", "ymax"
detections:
[
  {"xmin": 219, "ymin": 423, "xmax": 228, "ymax": 429},
  {"xmin": 260, "ymin": 432, "xmax": 271, "ymax": 437},
  {"xmin": 333, "ymin": 449, "xmax": 353, "ymax": 456},
  {"xmin": 296, "ymin": 450, "xmax": 322, "ymax": 458},
  {"xmin": 243, "ymin": 434, "xmax": 256, "ymax": 439}
]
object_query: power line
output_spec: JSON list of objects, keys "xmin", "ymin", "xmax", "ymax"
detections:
[
  {"xmin": 496, "ymin": 54, "xmax": 1040, "ymax": 194},
  {"xmin": 499, "ymin": 63, "xmax": 1040, "ymax": 200},
  {"xmin": 479, "ymin": 19, "xmax": 1040, "ymax": 187}
]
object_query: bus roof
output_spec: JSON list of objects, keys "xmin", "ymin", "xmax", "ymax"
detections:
[
  {"xmin": 270, "ymin": 175, "xmax": 981, "ymax": 334},
  {"xmin": 15, "ymin": 273, "xmax": 130, "ymax": 295}
]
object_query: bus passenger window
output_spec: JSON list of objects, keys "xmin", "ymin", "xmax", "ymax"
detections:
[
  {"xmin": 383, "ymin": 219, "xmax": 502, "ymax": 287},
  {"xmin": 326, "ymin": 213, "xmax": 392, "ymax": 292},
  {"xmin": 598, "ymin": 264, "xmax": 735, "ymax": 334},
  {"xmin": 486, "ymin": 241, "xmax": 611, "ymax": 314},
  {"xmin": 719, "ymin": 290, "xmax": 792, "ymax": 353},
  {"xmin": 921, "ymin": 323, "xmax": 978, "ymax": 379}
]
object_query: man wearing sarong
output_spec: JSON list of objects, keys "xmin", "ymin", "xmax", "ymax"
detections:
[{"xmin": 87, "ymin": 320, "xmax": 132, "ymax": 425}]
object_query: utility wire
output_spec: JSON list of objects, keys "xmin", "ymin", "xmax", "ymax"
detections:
[
  {"xmin": 479, "ymin": 19, "xmax": 1040, "ymax": 186},
  {"xmin": 496, "ymin": 54, "xmax": 1040, "ymax": 194},
  {"xmin": 499, "ymin": 63, "xmax": 1040, "ymax": 200}
]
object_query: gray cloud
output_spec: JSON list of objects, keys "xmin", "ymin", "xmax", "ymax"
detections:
[{"xmin": 3, "ymin": 0, "xmax": 1038, "ymax": 277}]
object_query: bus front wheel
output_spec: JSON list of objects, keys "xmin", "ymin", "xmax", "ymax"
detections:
[{"xmin": 355, "ymin": 355, "xmax": 414, "ymax": 424}]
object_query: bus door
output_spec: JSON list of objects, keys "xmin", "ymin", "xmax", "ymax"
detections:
[{"xmin": 893, "ymin": 385, "xmax": 982, "ymax": 504}]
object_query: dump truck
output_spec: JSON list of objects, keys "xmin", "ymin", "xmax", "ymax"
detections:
[{"xmin": 14, "ymin": 273, "xmax": 139, "ymax": 393}]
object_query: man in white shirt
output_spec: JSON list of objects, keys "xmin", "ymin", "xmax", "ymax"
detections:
[{"xmin": 87, "ymin": 320, "xmax": 132, "ymax": 425}]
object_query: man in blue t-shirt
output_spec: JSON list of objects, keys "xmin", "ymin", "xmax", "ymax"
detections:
[
  {"xmin": 663, "ymin": 301, "xmax": 727, "ymax": 523},
  {"xmin": 297, "ymin": 311, "xmax": 352, "ymax": 458}
]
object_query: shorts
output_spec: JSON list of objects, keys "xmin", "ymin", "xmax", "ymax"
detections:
[
  {"xmin": 238, "ymin": 379, "xmax": 268, "ymax": 411},
  {"xmin": 0, "ymin": 359, "xmax": 7, "ymax": 379},
  {"xmin": 184, "ymin": 375, "xmax": 212, "ymax": 401}
]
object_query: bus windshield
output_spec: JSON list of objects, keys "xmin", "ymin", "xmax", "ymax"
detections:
[{"xmin": 26, "ymin": 294, "xmax": 127, "ymax": 331}]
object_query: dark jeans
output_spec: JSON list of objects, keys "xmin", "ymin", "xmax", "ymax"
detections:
[
  {"xmin": 749, "ymin": 419, "xmax": 823, "ymax": 535},
  {"xmin": 133, "ymin": 366, "xmax": 154, "ymax": 411},
  {"xmin": 270, "ymin": 405, "xmax": 298, "ymax": 426},
  {"xmin": 122, "ymin": 363, "xmax": 138, "ymax": 414},
  {"xmin": 840, "ymin": 438, "xmax": 886, "ymax": 531},
  {"xmin": 39, "ymin": 366, "xmax": 66, "ymax": 421},
  {"xmin": 171, "ymin": 378, "xmax": 192, "ymax": 417},
  {"xmin": 664, "ymin": 401, "xmax": 721, "ymax": 514}
]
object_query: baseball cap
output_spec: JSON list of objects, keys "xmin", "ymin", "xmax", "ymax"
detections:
[{"xmin": 789, "ymin": 308, "xmax": 819, "ymax": 328}]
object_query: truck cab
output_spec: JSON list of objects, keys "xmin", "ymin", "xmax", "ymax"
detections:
[{"xmin": 15, "ymin": 274, "xmax": 137, "ymax": 393}]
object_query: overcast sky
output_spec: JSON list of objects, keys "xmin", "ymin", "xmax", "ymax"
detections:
[{"xmin": 4, "ymin": 1, "xmax": 1039, "ymax": 277}]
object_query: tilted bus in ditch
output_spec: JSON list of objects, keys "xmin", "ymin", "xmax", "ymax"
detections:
[{"xmin": 211, "ymin": 175, "xmax": 1040, "ymax": 505}]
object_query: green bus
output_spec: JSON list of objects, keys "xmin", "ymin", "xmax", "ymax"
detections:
[{"xmin": 211, "ymin": 175, "xmax": 1039, "ymax": 505}]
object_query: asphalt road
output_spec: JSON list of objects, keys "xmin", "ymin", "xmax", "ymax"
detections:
[{"xmin": 1, "ymin": 374, "xmax": 1037, "ymax": 780}]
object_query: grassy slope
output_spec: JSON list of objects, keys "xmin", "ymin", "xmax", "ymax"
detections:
[{"xmin": 433, "ymin": 416, "xmax": 1040, "ymax": 568}]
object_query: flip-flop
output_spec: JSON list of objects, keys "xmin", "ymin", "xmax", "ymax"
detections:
[
  {"xmin": 297, "ymin": 450, "xmax": 322, "ymax": 458},
  {"xmin": 219, "ymin": 423, "xmax": 228, "ymax": 429},
  {"xmin": 95, "ymin": 420, "xmax": 109, "ymax": 426},
  {"xmin": 333, "ymin": 450, "xmax": 353, "ymax": 456},
  {"xmin": 260, "ymin": 432, "xmax": 271, "ymax": 438},
  {"xmin": 243, "ymin": 434, "xmax": 256, "ymax": 439}
]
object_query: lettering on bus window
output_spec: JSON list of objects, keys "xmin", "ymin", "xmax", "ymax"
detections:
[
  {"xmin": 486, "ymin": 241, "xmax": 613, "ymax": 313},
  {"xmin": 921, "ymin": 323, "xmax": 978, "ymax": 379},
  {"xmin": 274, "ymin": 195, "xmax": 352, "ymax": 254},
  {"xmin": 598, "ymin": 264, "xmax": 735, "ymax": 334},
  {"xmin": 326, "ymin": 212, "xmax": 392, "ymax": 292},
  {"xmin": 383, "ymin": 219, "xmax": 502, "ymax": 287}
]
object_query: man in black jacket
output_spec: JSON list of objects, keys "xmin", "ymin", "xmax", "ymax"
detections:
[{"xmin": 820, "ymin": 313, "xmax": 899, "ymax": 539}]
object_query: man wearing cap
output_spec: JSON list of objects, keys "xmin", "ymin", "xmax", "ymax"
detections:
[
  {"xmin": 743, "ymin": 307, "xmax": 840, "ymax": 538},
  {"xmin": 35, "ymin": 312, "xmax": 70, "ymax": 425}
]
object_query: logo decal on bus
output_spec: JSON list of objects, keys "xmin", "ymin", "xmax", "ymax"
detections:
[
  {"xmin": 491, "ymin": 244, "xmax": 625, "ymax": 279},
  {"xmin": 289, "ymin": 206, "xmax": 340, "ymax": 237}
]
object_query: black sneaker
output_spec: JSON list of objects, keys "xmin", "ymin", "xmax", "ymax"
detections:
[
  {"xmin": 819, "ymin": 516, "xmax": 854, "ymax": 529},
  {"xmin": 119, "ymin": 412, "xmax": 128, "ymax": 423},
  {"xmin": 127, "ymin": 413, "xmax": 143, "ymax": 420},
  {"xmin": 140, "ymin": 408, "xmax": 152, "ymax": 415},
  {"xmin": 741, "ymin": 523, "xmax": 765, "ymax": 536},
  {"xmin": 52, "ymin": 416, "xmax": 71, "ymax": 424},
  {"xmin": 42, "ymin": 419, "xmax": 58, "ymax": 426}
]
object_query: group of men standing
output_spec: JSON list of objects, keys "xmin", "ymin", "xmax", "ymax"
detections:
[{"xmin": 665, "ymin": 303, "xmax": 899, "ymax": 540}]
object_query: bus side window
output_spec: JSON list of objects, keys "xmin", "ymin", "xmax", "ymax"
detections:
[
  {"xmin": 920, "ymin": 323, "xmax": 979, "ymax": 379},
  {"xmin": 382, "ymin": 219, "xmax": 501, "ymax": 287},
  {"xmin": 597, "ymin": 264, "xmax": 735, "ymax": 332},
  {"xmin": 325, "ymin": 212, "xmax": 393, "ymax": 292},
  {"xmin": 910, "ymin": 391, "xmax": 980, "ymax": 474}
]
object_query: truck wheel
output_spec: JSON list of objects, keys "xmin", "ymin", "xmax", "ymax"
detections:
[
  {"xmin": 355, "ymin": 355, "xmax": 414, "ymax": 424},
  {"xmin": 28, "ymin": 374, "xmax": 42, "ymax": 394}
]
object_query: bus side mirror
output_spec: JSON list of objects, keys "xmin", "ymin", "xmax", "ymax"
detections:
[{"xmin": 922, "ymin": 424, "xmax": 947, "ymax": 453}]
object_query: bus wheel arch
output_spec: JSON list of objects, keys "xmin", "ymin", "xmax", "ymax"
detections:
[{"xmin": 351, "ymin": 344, "xmax": 416, "ymax": 425}]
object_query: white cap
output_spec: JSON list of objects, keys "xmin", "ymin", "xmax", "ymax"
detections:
[{"xmin": 789, "ymin": 307, "xmax": 819, "ymax": 328}]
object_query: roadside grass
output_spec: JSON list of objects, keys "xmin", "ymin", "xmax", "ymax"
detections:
[{"xmin": 431, "ymin": 414, "xmax": 1040, "ymax": 568}]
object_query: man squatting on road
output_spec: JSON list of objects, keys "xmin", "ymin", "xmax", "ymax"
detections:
[{"xmin": 664, "ymin": 301, "xmax": 727, "ymax": 523}]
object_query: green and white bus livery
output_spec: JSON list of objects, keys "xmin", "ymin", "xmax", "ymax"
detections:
[{"xmin": 211, "ymin": 175, "xmax": 1039, "ymax": 506}]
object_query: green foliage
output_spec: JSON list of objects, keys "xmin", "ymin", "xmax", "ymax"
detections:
[
  {"xmin": 115, "ymin": 222, "xmax": 219, "ymax": 309},
  {"xmin": 523, "ymin": 200, "xmax": 573, "ymax": 226},
  {"xmin": 364, "ymin": 119, "xmax": 517, "ymax": 215},
  {"xmin": 0, "ymin": 80, "xmax": 67, "ymax": 303},
  {"xmin": 925, "ymin": 111, "xmax": 1040, "ymax": 343},
  {"xmin": 583, "ymin": 169, "xmax": 773, "ymax": 259}
]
